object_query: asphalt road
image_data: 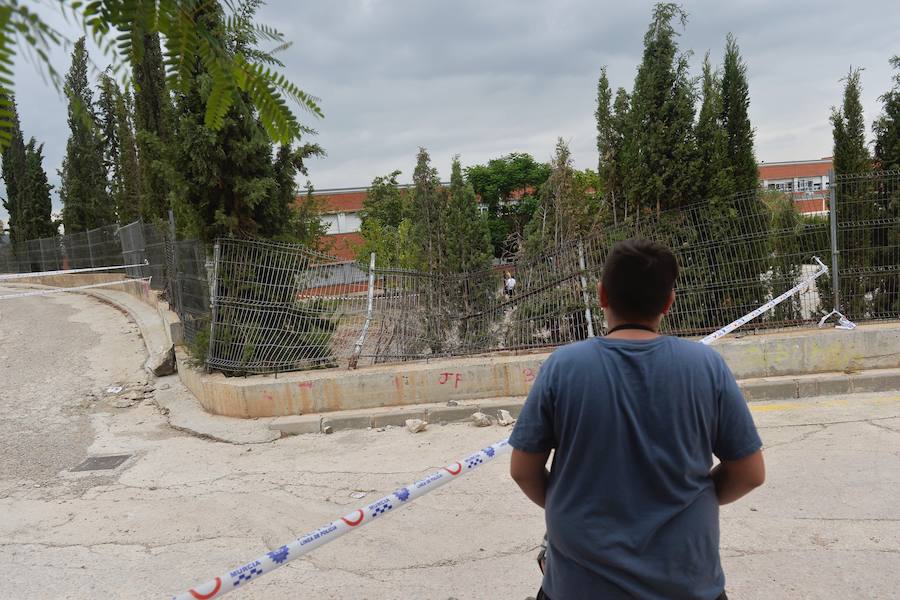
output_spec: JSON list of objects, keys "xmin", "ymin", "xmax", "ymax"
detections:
[{"xmin": 1, "ymin": 287, "xmax": 898, "ymax": 599}]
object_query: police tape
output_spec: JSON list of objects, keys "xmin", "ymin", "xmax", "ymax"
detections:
[
  {"xmin": 699, "ymin": 256, "xmax": 828, "ymax": 345},
  {"xmin": 0, "ymin": 260, "xmax": 150, "ymax": 281},
  {"xmin": 171, "ymin": 257, "xmax": 829, "ymax": 599},
  {"xmin": 171, "ymin": 440, "xmax": 513, "ymax": 600},
  {"xmin": 0, "ymin": 278, "xmax": 152, "ymax": 300}
]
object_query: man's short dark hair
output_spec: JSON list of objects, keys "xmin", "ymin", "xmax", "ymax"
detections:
[{"xmin": 601, "ymin": 239, "xmax": 679, "ymax": 321}]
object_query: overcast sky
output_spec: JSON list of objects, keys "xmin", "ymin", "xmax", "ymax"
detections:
[{"xmin": 3, "ymin": 0, "xmax": 898, "ymax": 222}]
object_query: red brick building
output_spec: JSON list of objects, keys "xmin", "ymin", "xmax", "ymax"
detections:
[{"xmin": 759, "ymin": 157, "xmax": 833, "ymax": 215}]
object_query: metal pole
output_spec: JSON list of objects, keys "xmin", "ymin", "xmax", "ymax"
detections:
[
  {"xmin": 828, "ymin": 170, "xmax": 840, "ymax": 312},
  {"xmin": 207, "ymin": 241, "xmax": 221, "ymax": 371},
  {"xmin": 350, "ymin": 252, "xmax": 377, "ymax": 368},
  {"xmin": 168, "ymin": 209, "xmax": 178, "ymax": 310},
  {"xmin": 577, "ymin": 240, "xmax": 595, "ymax": 338}
]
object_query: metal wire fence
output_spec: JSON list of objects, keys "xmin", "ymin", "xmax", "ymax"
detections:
[
  {"xmin": 834, "ymin": 170, "xmax": 900, "ymax": 320},
  {"xmin": 1, "ymin": 171, "xmax": 896, "ymax": 376}
]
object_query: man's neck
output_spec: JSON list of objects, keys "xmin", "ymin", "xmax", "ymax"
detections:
[{"xmin": 604, "ymin": 320, "xmax": 662, "ymax": 340}]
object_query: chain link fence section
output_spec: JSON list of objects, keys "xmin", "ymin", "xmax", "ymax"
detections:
[{"xmin": 835, "ymin": 170, "xmax": 900, "ymax": 320}]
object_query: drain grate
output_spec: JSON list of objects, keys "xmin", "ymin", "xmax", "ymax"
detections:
[{"xmin": 71, "ymin": 454, "xmax": 132, "ymax": 472}]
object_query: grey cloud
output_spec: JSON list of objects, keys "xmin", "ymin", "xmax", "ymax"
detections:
[{"xmin": 2, "ymin": 0, "xmax": 899, "ymax": 222}]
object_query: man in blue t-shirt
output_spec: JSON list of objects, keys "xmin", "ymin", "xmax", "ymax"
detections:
[{"xmin": 509, "ymin": 239, "xmax": 765, "ymax": 600}]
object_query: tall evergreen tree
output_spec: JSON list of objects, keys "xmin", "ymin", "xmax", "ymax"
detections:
[
  {"xmin": 114, "ymin": 89, "xmax": 142, "ymax": 224},
  {"xmin": 0, "ymin": 96, "xmax": 27, "ymax": 245},
  {"xmin": 133, "ymin": 32, "xmax": 173, "ymax": 221},
  {"xmin": 170, "ymin": 4, "xmax": 277, "ymax": 242},
  {"xmin": 720, "ymin": 34, "xmax": 758, "ymax": 193},
  {"xmin": 97, "ymin": 72, "xmax": 120, "ymax": 186},
  {"xmin": 59, "ymin": 37, "xmax": 113, "ymax": 233},
  {"xmin": 623, "ymin": 3, "xmax": 698, "ymax": 216},
  {"xmin": 596, "ymin": 68, "xmax": 628, "ymax": 225},
  {"xmin": 873, "ymin": 56, "xmax": 900, "ymax": 170},
  {"xmin": 831, "ymin": 68, "xmax": 874, "ymax": 317},
  {"xmin": 831, "ymin": 68, "xmax": 870, "ymax": 176},
  {"xmin": 407, "ymin": 147, "xmax": 446, "ymax": 271},
  {"xmin": 695, "ymin": 54, "xmax": 733, "ymax": 200},
  {"xmin": 445, "ymin": 157, "xmax": 492, "ymax": 275},
  {"xmin": 21, "ymin": 140, "xmax": 57, "ymax": 239}
]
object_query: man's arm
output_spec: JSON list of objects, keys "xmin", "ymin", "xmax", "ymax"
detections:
[
  {"xmin": 711, "ymin": 449, "xmax": 765, "ymax": 505},
  {"xmin": 510, "ymin": 448, "xmax": 552, "ymax": 508}
]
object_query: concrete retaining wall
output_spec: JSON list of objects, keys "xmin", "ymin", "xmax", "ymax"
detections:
[{"xmin": 174, "ymin": 322, "xmax": 900, "ymax": 418}]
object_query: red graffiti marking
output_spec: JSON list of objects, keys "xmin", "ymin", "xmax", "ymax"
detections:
[
  {"xmin": 263, "ymin": 393, "xmax": 273, "ymax": 402},
  {"xmin": 438, "ymin": 372, "xmax": 462, "ymax": 388},
  {"xmin": 189, "ymin": 577, "xmax": 222, "ymax": 600},
  {"xmin": 444, "ymin": 462, "xmax": 463, "ymax": 476},
  {"xmin": 341, "ymin": 509, "xmax": 365, "ymax": 527},
  {"xmin": 523, "ymin": 368, "xmax": 536, "ymax": 383},
  {"xmin": 297, "ymin": 381, "xmax": 313, "ymax": 389}
]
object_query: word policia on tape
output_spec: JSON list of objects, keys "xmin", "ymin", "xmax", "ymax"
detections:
[
  {"xmin": 172, "ymin": 257, "xmax": 830, "ymax": 600},
  {"xmin": 0, "ymin": 260, "xmax": 149, "ymax": 282}
]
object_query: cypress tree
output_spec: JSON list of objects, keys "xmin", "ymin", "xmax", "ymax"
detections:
[
  {"xmin": 720, "ymin": 34, "xmax": 758, "ymax": 193},
  {"xmin": 831, "ymin": 68, "xmax": 870, "ymax": 176},
  {"xmin": 170, "ymin": 4, "xmax": 277, "ymax": 243},
  {"xmin": 114, "ymin": 90, "xmax": 142, "ymax": 224},
  {"xmin": 445, "ymin": 157, "xmax": 492, "ymax": 275},
  {"xmin": 596, "ymin": 68, "xmax": 628, "ymax": 225},
  {"xmin": 695, "ymin": 53, "xmax": 733, "ymax": 200},
  {"xmin": 872, "ymin": 57, "xmax": 900, "ymax": 314},
  {"xmin": 0, "ymin": 96, "xmax": 27, "ymax": 245},
  {"xmin": 831, "ymin": 68, "xmax": 873, "ymax": 317},
  {"xmin": 407, "ymin": 147, "xmax": 446, "ymax": 271},
  {"xmin": 21, "ymin": 140, "xmax": 57, "ymax": 239},
  {"xmin": 623, "ymin": 3, "xmax": 698, "ymax": 216},
  {"xmin": 133, "ymin": 32, "xmax": 173, "ymax": 221},
  {"xmin": 60, "ymin": 37, "xmax": 112, "ymax": 233}
]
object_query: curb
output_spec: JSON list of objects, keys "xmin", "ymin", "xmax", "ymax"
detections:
[{"xmin": 269, "ymin": 368, "xmax": 900, "ymax": 436}]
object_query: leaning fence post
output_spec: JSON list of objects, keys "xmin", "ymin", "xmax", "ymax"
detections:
[
  {"xmin": 577, "ymin": 240, "xmax": 595, "ymax": 338},
  {"xmin": 828, "ymin": 170, "xmax": 840, "ymax": 312},
  {"xmin": 350, "ymin": 252, "xmax": 377, "ymax": 369},
  {"xmin": 207, "ymin": 241, "xmax": 221, "ymax": 372}
]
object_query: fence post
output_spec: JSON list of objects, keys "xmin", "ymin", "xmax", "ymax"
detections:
[
  {"xmin": 577, "ymin": 240, "xmax": 595, "ymax": 338},
  {"xmin": 350, "ymin": 252, "xmax": 377, "ymax": 369},
  {"xmin": 828, "ymin": 170, "xmax": 840, "ymax": 312},
  {"xmin": 87, "ymin": 228, "xmax": 96, "ymax": 268},
  {"xmin": 168, "ymin": 210, "xmax": 179, "ymax": 311},
  {"xmin": 207, "ymin": 241, "xmax": 221, "ymax": 371}
]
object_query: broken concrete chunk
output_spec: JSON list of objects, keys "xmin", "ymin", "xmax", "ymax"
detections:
[
  {"xmin": 446, "ymin": 400, "xmax": 459, "ymax": 406},
  {"xmin": 147, "ymin": 346, "xmax": 177, "ymax": 377},
  {"xmin": 323, "ymin": 425, "xmax": 334, "ymax": 434},
  {"xmin": 470, "ymin": 412, "xmax": 493, "ymax": 427},
  {"xmin": 405, "ymin": 419, "xmax": 428, "ymax": 433},
  {"xmin": 497, "ymin": 409, "xmax": 516, "ymax": 426}
]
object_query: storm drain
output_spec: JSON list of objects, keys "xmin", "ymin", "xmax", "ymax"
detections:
[{"xmin": 71, "ymin": 454, "xmax": 132, "ymax": 472}]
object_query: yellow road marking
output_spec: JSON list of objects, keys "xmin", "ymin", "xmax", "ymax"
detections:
[{"xmin": 750, "ymin": 396, "xmax": 900, "ymax": 413}]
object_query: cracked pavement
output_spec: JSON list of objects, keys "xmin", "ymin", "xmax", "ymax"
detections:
[{"xmin": 1, "ymin": 287, "xmax": 899, "ymax": 599}]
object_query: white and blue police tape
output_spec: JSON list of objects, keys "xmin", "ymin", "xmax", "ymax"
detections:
[
  {"xmin": 172, "ymin": 439, "xmax": 513, "ymax": 600},
  {"xmin": 171, "ymin": 257, "xmax": 828, "ymax": 599},
  {"xmin": 0, "ymin": 260, "xmax": 150, "ymax": 281},
  {"xmin": 699, "ymin": 256, "xmax": 828, "ymax": 345},
  {"xmin": 0, "ymin": 277, "xmax": 152, "ymax": 300}
]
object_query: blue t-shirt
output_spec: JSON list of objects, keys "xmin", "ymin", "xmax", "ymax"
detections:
[{"xmin": 509, "ymin": 336, "xmax": 762, "ymax": 600}]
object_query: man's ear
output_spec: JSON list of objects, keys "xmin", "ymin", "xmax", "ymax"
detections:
[
  {"xmin": 662, "ymin": 289, "xmax": 676, "ymax": 315},
  {"xmin": 598, "ymin": 282, "xmax": 609, "ymax": 309}
]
